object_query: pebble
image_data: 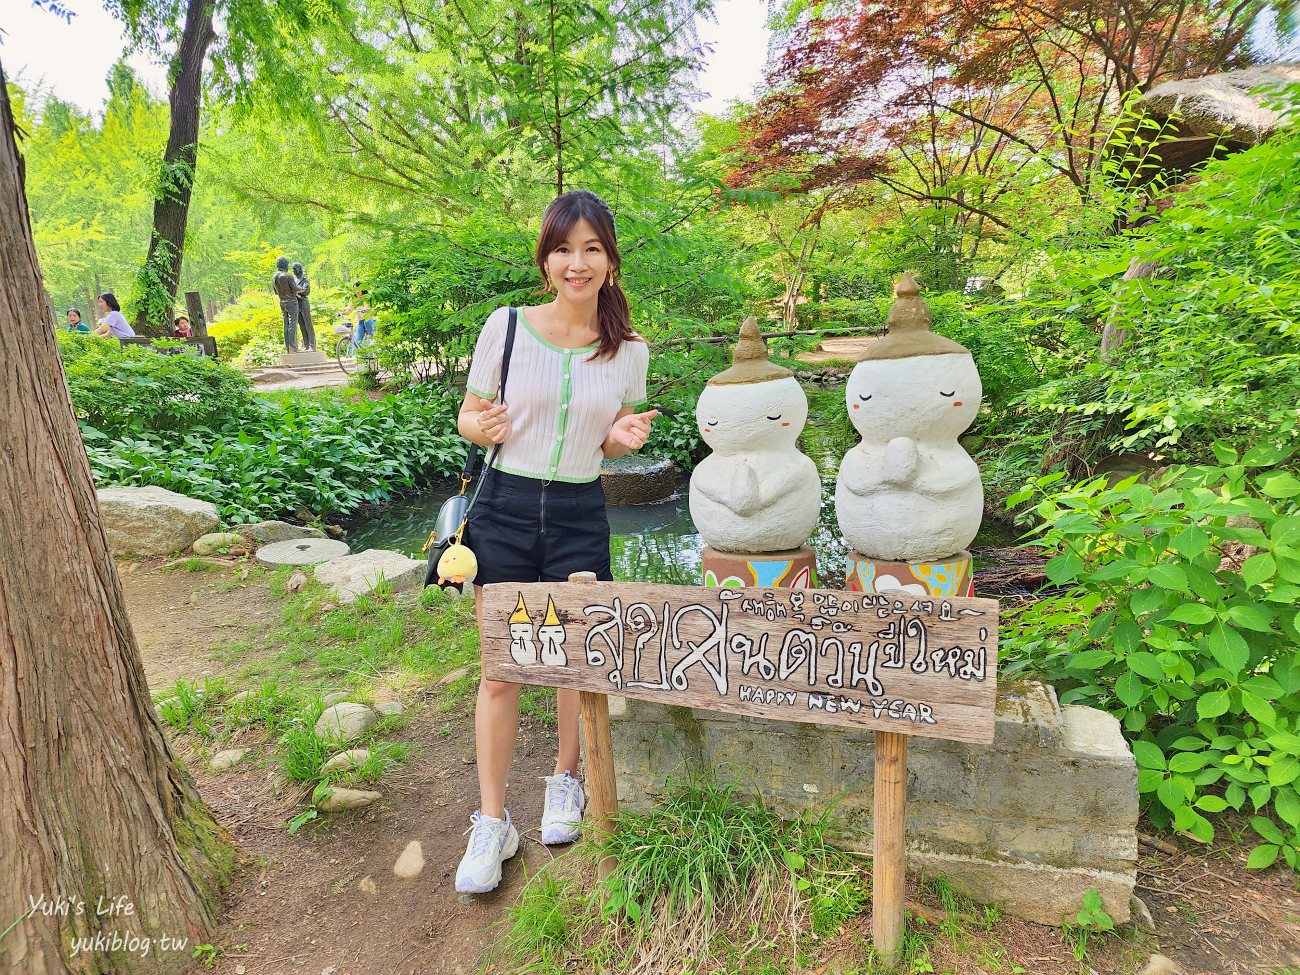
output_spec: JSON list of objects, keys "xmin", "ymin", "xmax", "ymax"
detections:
[
  {"xmin": 320, "ymin": 748, "xmax": 370, "ymax": 774},
  {"xmin": 228, "ymin": 690, "xmax": 253, "ymax": 705},
  {"xmin": 437, "ymin": 667, "xmax": 472, "ymax": 686},
  {"xmin": 321, "ymin": 691, "xmax": 350, "ymax": 707},
  {"xmin": 210, "ymin": 748, "xmax": 248, "ymax": 771},
  {"xmin": 358, "ymin": 876, "xmax": 378, "ymax": 894},
  {"xmin": 1129, "ymin": 893, "xmax": 1155, "ymax": 932},
  {"xmin": 374, "ymin": 701, "xmax": 405, "ymax": 717},
  {"xmin": 1138, "ymin": 955, "xmax": 1181, "ymax": 975},
  {"xmin": 318, "ymin": 786, "xmax": 382, "ymax": 812},
  {"xmin": 235, "ymin": 967, "xmax": 247, "ymax": 975},
  {"xmin": 393, "ymin": 841, "xmax": 425, "ymax": 879},
  {"xmin": 287, "ymin": 568, "xmax": 309, "ymax": 592}
]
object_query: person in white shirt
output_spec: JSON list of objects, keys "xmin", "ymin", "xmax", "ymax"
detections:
[
  {"xmin": 91, "ymin": 292, "xmax": 135, "ymax": 339},
  {"xmin": 454, "ymin": 190, "xmax": 657, "ymax": 894}
]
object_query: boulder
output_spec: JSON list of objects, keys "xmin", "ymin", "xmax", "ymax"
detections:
[
  {"xmin": 601, "ymin": 455, "xmax": 677, "ymax": 506},
  {"xmin": 313, "ymin": 549, "xmax": 426, "ymax": 604},
  {"xmin": 314, "ymin": 702, "xmax": 378, "ymax": 742},
  {"xmin": 374, "ymin": 701, "xmax": 405, "ymax": 717},
  {"xmin": 318, "ymin": 786, "xmax": 382, "ymax": 812},
  {"xmin": 321, "ymin": 691, "xmax": 351, "ymax": 707},
  {"xmin": 97, "ymin": 486, "xmax": 220, "ymax": 556},
  {"xmin": 192, "ymin": 531, "xmax": 245, "ymax": 556},
  {"xmin": 238, "ymin": 520, "xmax": 327, "ymax": 545}
]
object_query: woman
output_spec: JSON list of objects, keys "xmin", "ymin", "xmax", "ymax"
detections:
[
  {"xmin": 65, "ymin": 308, "xmax": 90, "ymax": 332},
  {"xmin": 91, "ymin": 293, "xmax": 135, "ymax": 339},
  {"xmin": 454, "ymin": 190, "xmax": 657, "ymax": 894},
  {"xmin": 172, "ymin": 315, "xmax": 193, "ymax": 338}
]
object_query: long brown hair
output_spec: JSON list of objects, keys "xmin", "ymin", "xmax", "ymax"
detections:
[{"xmin": 535, "ymin": 190, "xmax": 638, "ymax": 362}]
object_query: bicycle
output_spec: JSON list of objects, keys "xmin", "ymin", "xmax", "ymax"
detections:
[{"xmin": 334, "ymin": 318, "xmax": 378, "ymax": 376}]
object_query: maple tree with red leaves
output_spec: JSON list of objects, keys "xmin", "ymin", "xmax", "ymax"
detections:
[{"xmin": 729, "ymin": 0, "xmax": 1275, "ymax": 231}]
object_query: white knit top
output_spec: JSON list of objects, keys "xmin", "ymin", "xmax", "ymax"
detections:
[{"xmin": 466, "ymin": 306, "xmax": 650, "ymax": 483}]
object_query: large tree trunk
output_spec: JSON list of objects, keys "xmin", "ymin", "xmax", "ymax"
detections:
[
  {"xmin": 0, "ymin": 64, "xmax": 227, "ymax": 974},
  {"xmin": 132, "ymin": 0, "xmax": 216, "ymax": 335}
]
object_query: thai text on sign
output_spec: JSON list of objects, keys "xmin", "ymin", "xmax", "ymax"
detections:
[{"xmin": 481, "ymin": 582, "xmax": 998, "ymax": 745}]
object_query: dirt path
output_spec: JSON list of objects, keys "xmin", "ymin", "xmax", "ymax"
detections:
[
  {"xmin": 124, "ymin": 561, "xmax": 555, "ymax": 974},
  {"xmin": 120, "ymin": 561, "xmax": 1300, "ymax": 975}
]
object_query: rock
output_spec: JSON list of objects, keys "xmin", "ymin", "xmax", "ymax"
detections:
[
  {"xmin": 228, "ymin": 690, "xmax": 253, "ymax": 705},
  {"xmin": 314, "ymin": 703, "xmax": 378, "ymax": 742},
  {"xmin": 321, "ymin": 748, "xmax": 370, "ymax": 774},
  {"xmin": 1130, "ymin": 893, "xmax": 1155, "ymax": 932},
  {"xmin": 393, "ymin": 840, "xmax": 425, "ymax": 879},
  {"xmin": 374, "ymin": 701, "xmax": 405, "ymax": 717},
  {"xmin": 97, "ymin": 486, "xmax": 220, "ymax": 556},
  {"xmin": 358, "ymin": 876, "xmax": 378, "ymax": 894},
  {"xmin": 437, "ymin": 667, "xmax": 472, "ymax": 686},
  {"xmin": 321, "ymin": 691, "xmax": 350, "ymax": 707},
  {"xmin": 239, "ymin": 520, "xmax": 326, "ymax": 545},
  {"xmin": 256, "ymin": 538, "xmax": 351, "ymax": 568},
  {"xmin": 235, "ymin": 966, "xmax": 247, "ymax": 975},
  {"xmin": 1137, "ymin": 955, "xmax": 1180, "ymax": 975},
  {"xmin": 192, "ymin": 531, "xmax": 245, "ymax": 556},
  {"xmin": 210, "ymin": 748, "xmax": 248, "ymax": 771},
  {"xmin": 287, "ymin": 568, "xmax": 309, "ymax": 593},
  {"xmin": 326, "ymin": 524, "xmax": 346, "ymax": 537},
  {"xmin": 318, "ymin": 786, "xmax": 382, "ymax": 812},
  {"xmin": 313, "ymin": 549, "xmax": 425, "ymax": 604},
  {"xmin": 600, "ymin": 455, "xmax": 678, "ymax": 506}
]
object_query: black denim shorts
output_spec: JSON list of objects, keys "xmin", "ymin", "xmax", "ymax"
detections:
[{"xmin": 467, "ymin": 469, "xmax": 613, "ymax": 586}]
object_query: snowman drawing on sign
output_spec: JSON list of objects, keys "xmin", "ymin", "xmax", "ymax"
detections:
[
  {"xmin": 538, "ymin": 595, "xmax": 568, "ymax": 667},
  {"xmin": 689, "ymin": 317, "xmax": 821, "ymax": 554},
  {"xmin": 836, "ymin": 272, "xmax": 983, "ymax": 563},
  {"xmin": 508, "ymin": 593, "xmax": 538, "ymax": 666}
]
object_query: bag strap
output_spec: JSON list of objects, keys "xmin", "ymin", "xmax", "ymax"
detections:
[{"xmin": 461, "ymin": 307, "xmax": 518, "ymax": 482}]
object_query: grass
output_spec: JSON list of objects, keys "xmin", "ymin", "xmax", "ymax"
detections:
[{"xmin": 154, "ymin": 562, "xmax": 479, "ymax": 815}]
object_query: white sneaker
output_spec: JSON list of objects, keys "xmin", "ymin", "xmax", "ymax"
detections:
[
  {"xmin": 540, "ymin": 771, "xmax": 586, "ymax": 845},
  {"xmin": 454, "ymin": 810, "xmax": 520, "ymax": 893}
]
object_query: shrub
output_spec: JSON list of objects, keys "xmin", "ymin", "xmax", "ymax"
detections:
[
  {"xmin": 1003, "ymin": 413, "xmax": 1300, "ymax": 866},
  {"xmin": 63, "ymin": 337, "xmax": 253, "ymax": 436},
  {"xmin": 84, "ymin": 385, "xmax": 466, "ymax": 522}
]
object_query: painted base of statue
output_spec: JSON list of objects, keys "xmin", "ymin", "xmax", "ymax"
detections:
[
  {"xmin": 845, "ymin": 550, "xmax": 973, "ymax": 598},
  {"xmin": 702, "ymin": 546, "xmax": 816, "ymax": 589}
]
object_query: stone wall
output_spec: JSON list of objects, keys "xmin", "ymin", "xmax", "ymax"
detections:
[{"xmin": 608, "ymin": 680, "xmax": 1137, "ymax": 926}]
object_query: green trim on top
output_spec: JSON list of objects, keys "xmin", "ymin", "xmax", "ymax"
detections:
[
  {"xmin": 466, "ymin": 384, "xmax": 497, "ymax": 401},
  {"xmin": 493, "ymin": 461, "xmax": 600, "ymax": 484},
  {"xmin": 518, "ymin": 307, "xmax": 599, "ymax": 354},
  {"xmin": 622, "ymin": 398, "xmax": 648, "ymax": 409}
]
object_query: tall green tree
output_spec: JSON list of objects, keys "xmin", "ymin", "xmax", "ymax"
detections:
[{"xmin": 108, "ymin": 0, "xmax": 346, "ymax": 333}]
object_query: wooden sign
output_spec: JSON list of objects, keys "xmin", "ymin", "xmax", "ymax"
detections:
[{"xmin": 481, "ymin": 580, "xmax": 998, "ymax": 745}]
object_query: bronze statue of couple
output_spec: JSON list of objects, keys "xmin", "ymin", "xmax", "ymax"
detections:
[{"xmin": 271, "ymin": 257, "xmax": 315, "ymax": 352}]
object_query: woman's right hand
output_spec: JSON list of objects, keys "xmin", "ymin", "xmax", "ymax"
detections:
[{"xmin": 477, "ymin": 403, "xmax": 512, "ymax": 445}]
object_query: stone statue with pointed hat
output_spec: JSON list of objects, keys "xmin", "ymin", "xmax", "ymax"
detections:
[
  {"xmin": 835, "ymin": 272, "xmax": 984, "ymax": 563},
  {"xmin": 689, "ymin": 317, "xmax": 821, "ymax": 556}
]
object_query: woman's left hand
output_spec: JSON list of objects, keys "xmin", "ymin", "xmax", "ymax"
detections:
[{"xmin": 608, "ymin": 409, "xmax": 659, "ymax": 451}]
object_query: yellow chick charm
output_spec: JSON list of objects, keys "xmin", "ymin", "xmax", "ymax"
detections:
[{"xmin": 436, "ymin": 544, "xmax": 478, "ymax": 587}]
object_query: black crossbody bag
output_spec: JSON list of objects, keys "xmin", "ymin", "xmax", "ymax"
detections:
[{"xmin": 422, "ymin": 307, "xmax": 518, "ymax": 590}]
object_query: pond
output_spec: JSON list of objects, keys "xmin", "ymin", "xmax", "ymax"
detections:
[{"xmin": 341, "ymin": 482, "xmax": 1020, "ymax": 589}]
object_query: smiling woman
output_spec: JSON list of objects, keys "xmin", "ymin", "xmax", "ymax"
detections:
[{"xmin": 451, "ymin": 189, "xmax": 659, "ymax": 895}]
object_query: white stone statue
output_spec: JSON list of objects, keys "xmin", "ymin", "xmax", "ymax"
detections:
[
  {"xmin": 836, "ymin": 273, "xmax": 983, "ymax": 562},
  {"xmin": 690, "ymin": 317, "xmax": 821, "ymax": 554}
]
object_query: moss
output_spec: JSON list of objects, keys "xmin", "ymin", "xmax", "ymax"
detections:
[{"xmin": 173, "ymin": 790, "xmax": 235, "ymax": 912}]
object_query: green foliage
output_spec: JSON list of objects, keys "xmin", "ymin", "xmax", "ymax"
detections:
[
  {"xmin": 61, "ymin": 334, "xmax": 254, "ymax": 436},
  {"xmin": 1003, "ymin": 418, "xmax": 1300, "ymax": 865},
  {"xmin": 156, "ymin": 678, "xmax": 228, "ymax": 739},
  {"xmin": 84, "ymin": 386, "xmax": 465, "ymax": 522}
]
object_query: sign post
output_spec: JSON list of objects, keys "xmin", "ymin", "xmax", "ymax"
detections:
[{"xmin": 481, "ymin": 576, "xmax": 998, "ymax": 968}]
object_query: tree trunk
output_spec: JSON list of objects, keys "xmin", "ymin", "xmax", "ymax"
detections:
[
  {"xmin": 1100, "ymin": 258, "xmax": 1162, "ymax": 360},
  {"xmin": 132, "ymin": 0, "xmax": 216, "ymax": 336},
  {"xmin": 0, "ymin": 64, "xmax": 228, "ymax": 974}
]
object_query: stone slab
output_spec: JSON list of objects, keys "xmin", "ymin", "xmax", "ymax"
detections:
[
  {"xmin": 279, "ymin": 350, "xmax": 327, "ymax": 367},
  {"xmin": 313, "ymin": 549, "xmax": 426, "ymax": 604},
  {"xmin": 600, "ymin": 456, "xmax": 677, "ymax": 505},
  {"xmin": 239, "ymin": 520, "xmax": 326, "ymax": 545},
  {"xmin": 256, "ymin": 537, "xmax": 351, "ymax": 567}
]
